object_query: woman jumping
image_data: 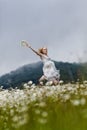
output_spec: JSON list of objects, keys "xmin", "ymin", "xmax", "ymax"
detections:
[{"xmin": 21, "ymin": 41, "xmax": 60, "ymax": 85}]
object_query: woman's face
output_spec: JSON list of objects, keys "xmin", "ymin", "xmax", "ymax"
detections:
[{"xmin": 42, "ymin": 48, "xmax": 48, "ymax": 55}]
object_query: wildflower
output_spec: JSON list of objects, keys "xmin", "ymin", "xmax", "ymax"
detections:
[
  {"xmin": 46, "ymin": 81, "xmax": 53, "ymax": 86},
  {"xmin": 63, "ymin": 94, "xmax": 70, "ymax": 101},
  {"xmin": 80, "ymin": 98, "xmax": 86, "ymax": 105},
  {"xmin": 83, "ymin": 80, "xmax": 87, "ymax": 84},
  {"xmin": 71, "ymin": 99, "xmax": 80, "ymax": 106},
  {"xmin": 41, "ymin": 111, "xmax": 48, "ymax": 118},
  {"xmin": 59, "ymin": 80, "xmax": 64, "ymax": 85},
  {"xmin": 80, "ymin": 84, "xmax": 85, "ymax": 89},
  {"xmin": 67, "ymin": 86, "xmax": 73, "ymax": 91},
  {"xmin": 23, "ymin": 83, "xmax": 29, "ymax": 89},
  {"xmin": 28, "ymin": 81, "xmax": 33, "ymax": 85},
  {"xmin": 39, "ymin": 102, "xmax": 46, "ymax": 108},
  {"xmin": 38, "ymin": 118, "xmax": 47, "ymax": 124},
  {"xmin": 35, "ymin": 109, "xmax": 41, "ymax": 115},
  {"xmin": 0, "ymin": 86, "xmax": 4, "ymax": 89}
]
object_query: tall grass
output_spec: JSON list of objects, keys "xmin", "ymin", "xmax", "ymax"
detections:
[{"xmin": 0, "ymin": 82, "xmax": 87, "ymax": 130}]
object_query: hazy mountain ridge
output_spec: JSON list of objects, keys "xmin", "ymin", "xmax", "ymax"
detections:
[{"xmin": 0, "ymin": 61, "xmax": 86, "ymax": 89}]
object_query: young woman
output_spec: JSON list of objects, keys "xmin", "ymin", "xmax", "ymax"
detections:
[{"xmin": 21, "ymin": 41, "xmax": 60, "ymax": 85}]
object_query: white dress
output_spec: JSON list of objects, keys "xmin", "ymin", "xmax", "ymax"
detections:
[{"xmin": 41, "ymin": 54, "xmax": 60, "ymax": 81}]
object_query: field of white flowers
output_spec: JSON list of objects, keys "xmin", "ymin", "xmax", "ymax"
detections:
[{"xmin": 0, "ymin": 80, "xmax": 87, "ymax": 130}]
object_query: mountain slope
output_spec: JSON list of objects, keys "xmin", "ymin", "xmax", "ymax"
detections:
[{"xmin": 0, "ymin": 61, "xmax": 86, "ymax": 88}]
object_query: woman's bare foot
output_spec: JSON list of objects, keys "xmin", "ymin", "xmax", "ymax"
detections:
[{"xmin": 53, "ymin": 79, "xmax": 59, "ymax": 85}]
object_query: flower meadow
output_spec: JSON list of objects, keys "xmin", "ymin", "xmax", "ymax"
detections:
[{"xmin": 0, "ymin": 81, "xmax": 87, "ymax": 130}]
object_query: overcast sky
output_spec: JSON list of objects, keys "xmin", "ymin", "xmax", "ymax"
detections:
[{"xmin": 0, "ymin": 0, "xmax": 87, "ymax": 75}]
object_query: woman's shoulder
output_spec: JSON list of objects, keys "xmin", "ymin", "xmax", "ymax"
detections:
[
  {"xmin": 40, "ymin": 54, "xmax": 50, "ymax": 60},
  {"xmin": 40, "ymin": 54, "xmax": 48, "ymax": 57}
]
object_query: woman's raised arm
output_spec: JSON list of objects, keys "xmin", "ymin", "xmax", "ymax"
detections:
[
  {"xmin": 29, "ymin": 46, "xmax": 42, "ymax": 56},
  {"xmin": 21, "ymin": 40, "xmax": 42, "ymax": 57}
]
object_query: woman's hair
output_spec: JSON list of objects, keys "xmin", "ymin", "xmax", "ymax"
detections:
[{"xmin": 38, "ymin": 47, "xmax": 47, "ymax": 54}]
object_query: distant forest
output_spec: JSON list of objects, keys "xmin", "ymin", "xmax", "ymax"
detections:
[{"xmin": 0, "ymin": 61, "xmax": 87, "ymax": 89}]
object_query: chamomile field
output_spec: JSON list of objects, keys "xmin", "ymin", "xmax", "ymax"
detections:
[{"xmin": 0, "ymin": 81, "xmax": 87, "ymax": 130}]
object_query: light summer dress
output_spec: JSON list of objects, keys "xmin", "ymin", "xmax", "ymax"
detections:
[{"xmin": 41, "ymin": 54, "xmax": 60, "ymax": 81}]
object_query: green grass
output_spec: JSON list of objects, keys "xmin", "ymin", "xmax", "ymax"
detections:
[{"xmin": 0, "ymin": 83, "xmax": 87, "ymax": 130}]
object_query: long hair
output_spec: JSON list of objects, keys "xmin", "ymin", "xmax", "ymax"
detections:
[
  {"xmin": 38, "ymin": 48, "xmax": 43, "ymax": 54},
  {"xmin": 38, "ymin": 47, "xmax": 47, "ymax": 54}
]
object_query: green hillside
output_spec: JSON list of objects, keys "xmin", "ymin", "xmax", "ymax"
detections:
[{"xmin": 0, "ymin": 61, "xmax": 87, "ymax": 88}]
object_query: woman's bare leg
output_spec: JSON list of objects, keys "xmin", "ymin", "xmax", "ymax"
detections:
[
  {"xmin": 39, "ymin": 75, "xmax": 47, "ymax": 85},
  {"xmin": 39, "ymin": 75, "xmax": 47, "ymax": 82},
  {"xmin": 52, "ymin": 78, "xmax": 59, "ymax": 85}
]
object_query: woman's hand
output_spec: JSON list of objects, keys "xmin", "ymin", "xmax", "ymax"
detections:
[
  {"xmin": 21, "ymin": 40, "xmax": 41, "ymax": 56},
  {"xmin": 21, "ymin": 40, "xmax": 31, "ymax": 48}
]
